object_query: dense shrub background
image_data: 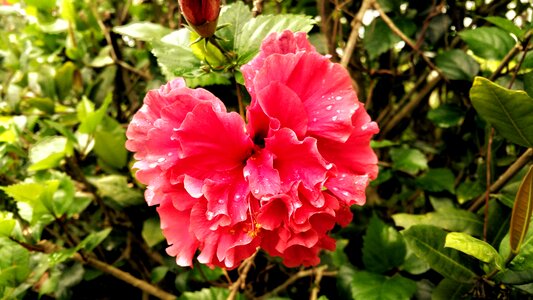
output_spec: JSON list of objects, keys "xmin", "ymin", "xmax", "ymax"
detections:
[{"xmin": 1, "ymin": 0, "xmax": 532, "ymax": 299}]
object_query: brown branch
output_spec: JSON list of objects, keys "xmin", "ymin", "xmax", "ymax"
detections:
[
  {"xmin": 252, "ymin": 0, "xmax": 264, "ymax": 17},
  {"xmin": 484, "ymin": 128, "xmax": 495, "ymax": 241},
  {"xmin": 256, "ymin": 265, "xmax": 335, "ymax": 300},
  {"xmin": 309, "ymin": 266, "xmax": 325, "ymax": 300},
  {"xmin": 469, "ymin": 148, "xmax": 533, "ymax": 212},
  {"xmin": 372, "ymin": 1, "xmax": 448, "ymax": 82},
  {"xmin": 227, "ymin": 249, "xmax": 258, "ymax": 300},
  {"xmin": 13, "ymin": 239, "xmax": 176, "ymax": 300},
  {"xmin": 340, "ymin": 0, "xmax": 373, "ymax": 68},
  {"xmin": 379, "ymin": 75, "xmax": 441, "ymax": 137}
]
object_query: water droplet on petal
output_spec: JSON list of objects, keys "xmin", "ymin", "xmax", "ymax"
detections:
[
  {"xmin": 157, "ymin": 157, "xmax": 166, "ymax": 163},
  {"xmin": 254, "ymin": 189, "xmax": 259, "ymax": 194},
  {"xmin": 332, "ymin": 116, "xmax": 338, "ymax": 121},
  {"xmin": 326, "ymin": 105, "xmax": 332, "ymax": 111},
  {"xmin": 218, "ymin": 199, "xmax": 224, "ymax": 204},
  {"xmin": 313, "ymin": 118, "xmax": 317, "ymax": 122},
  {"xmin": 342, "ymin": 191, "xmax": 350, "ymax": 196},
  {"xmin": 172, "ymin": 127, "xmax": 179, "ymax": 132},
  {"xmin": 335, "ymin": 96, "xmax": 342, "ymax": 101},
  {"xmin": 149, "ymin": 163, "xmax": 157, "ymax": 168},
  {"xmin": 167, "ymin": 152, "xmax": 173, "ymax": 156},
  {"xmin": 206, "ymin": 211, "xmax": 214, "ymax": 220}
]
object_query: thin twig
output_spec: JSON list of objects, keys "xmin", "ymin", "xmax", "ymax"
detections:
[
  {"xmin": 227, "ymin": 249, "xmax": 258, "ymax": 300},
  {"xmin": 340, "ymin": 0, "xmax": 373, "ymax": 68},
  {"xmin": 372, "ymin": 1, "xmax": 448, "ymax": 82},
  {"xmin": 484, "ymin": 128, "xmax": 494, "ymax": 241},
  {"xmin": 235, "ymin": 81, "xmax": 245, "ymax": 118},
  {"xmin": 309, "ymin": 266, "xmax": 325, "ymax": 300},
  {"xmin": 256, "ymin": 265, "xmax": 335, "ymax": 300},
  {"xmin": 13, "ymin": 239, "xmax": 176, "ymax": 300},
  {"xmin": 469, "ymin": 148, "xmax": 533, "ymax": 212},
  {"xmin": 252, "ymin": 0, "xmax": 264, "ymax": 17}
]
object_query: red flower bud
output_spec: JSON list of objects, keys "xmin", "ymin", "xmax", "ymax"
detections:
[{"xmin": 178, "ymin": 0, "xmax": 220, "ymax": 38}]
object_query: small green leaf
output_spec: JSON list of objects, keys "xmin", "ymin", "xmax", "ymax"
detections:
[
  {"xmin": 393, "ymin": 208, "xmax": 482, "ymax": 236},
  {"xmin": 435, "ymin": 49, "xmax": 479, "ymax": 81},
  {"xmin": 445, "ymin": 232, "xmax": 503, "ymax": 270},
  {"xmin": 510, "ymin": 165, "xmax": 533, "ymax": 254},
  {"xmin": 457, "ymin": 179, "xmax": 485, "ymax": 204},
  {"xmin": 499, "ymin": 269, "xmax": 533, "ymax": 285},
  {"xmin": 470, "ymin": 77, "xmax": 533, "ymax": 147},
  {"xmin": 179, "ymin": 287, "xmax": 242, "ymax": 300},
  {"xmin": 0, "ymin": 212, "xmax": 15, "ymax": 236},
  {"xmin": 93, "ymin": 116, "xmax": 127, "ymax": 169},
  {"xmin": 79, "ymin": 228, "xmax": 112, "ymax": 252},
  {"xmin": 28, "ymin": 136, "xmax": 72, "ymax": 171},
  {"xmin": 142, "ymin": 218, "xmax": 165, "ymax": 248},
  {"xmin": 427, "ymin": 104, "xmax": 465, "ymax": 128},
  {"xmin": 485, "ymin": 16, "xmax": 524, "ymax": 40},
  {"xmin": 415, "ymin": 168, "xmax": 456, "ymax": 193},
  {"xmin": 459, "ymin": 27, "xmax": 515, "ymax": 60},
  {"xmin": 402, "ymin": 225, "xmax": 478, "ymax": 283},
  {"xmin": 235, "ymin": 14, "xmax": 315, "ymax": 64},
  {"xmin": 216, "ymin": 1, "xmax": 252, "ymax": 52},
  {"xmin": 150, "ymin": 266, "xmax": 169, "ymax": 283},
  {"xmin": 0, "ymin": 237, "xmax": 31, "ymax": 287},
  {"xmin": 390, "ymin": 147, "xmax": 428, "ymax": 175},
  {"xmin": 363, "ymin": 215, "xmax": 406, "ymax": 273},
  {"xmin": 89, "ymin": 175, "xmax": 144, "ymax": 207},
  {"xmin": 432, "ymin": 278, "xmax": 472, "ymax": 300},
  {"xmin": 401, "ymin": 248, "xmax": 430, "ymax": 275},
  {"xmin": 77, "ymin": 94, "xmax": 113, "ymax": 134},
  {"xmin": 55, "ymin": 61, "xmax": 76, "ymax": 100},
  {"xmin": 113, "ymin": 22, "xmax": 172, "ymax": 42},
  {"xmin": 364, "ymin": 17, "xmax": 416, "ymax": 60},
  {"xmin": 351, "ymin": 272, "xmax": 416, "ymax": 300}
]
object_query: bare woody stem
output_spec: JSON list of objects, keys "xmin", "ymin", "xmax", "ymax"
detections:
[
  {"xmin": 341, "ymin": 0, "xmax": 373, "ymax": 68},
  {"xmin": 12, "ymin": 239, "xmax": 176, "ymax": 300},
  {"xmin": 227, "ymin": 249, "xmax": 258, "ymax": 300}
]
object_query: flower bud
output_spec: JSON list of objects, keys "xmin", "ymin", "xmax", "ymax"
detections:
[{"xmin": 178, "ymin": 0, "xmax": 220, "ymax": 38}]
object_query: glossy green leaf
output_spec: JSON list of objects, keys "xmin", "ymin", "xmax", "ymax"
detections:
[
  {"xmin": 216, "ymin": 1, "xmax": 252, "ymax": 51},
  {"xmin": 485, "ymin": 16, "xmax": 524, "ymax": 39},
  {"xmin": 456, "ymin": 179, "xmax": 485, "ymax": 204},
  {"xmin": 142, "ymin": 218, "xmax": 165, "ymax": 248},
  {"xmin": 427, "ymin": 104, "xmax": 465, "ymax": 128},
  {"xmin": 55, "ymin": 61, "xmax": 75, "ymax": 100},
  {"xmin": 89, "ymin": 175, "xmax": 144, "ymax": 207},
  {"xmin": 363, "ymin": 214, "xmax": 406, "ymax": 273},
  {"xmin": 432, "ymin": 278, "xmax": 472, "ymax": 300},
  {"xmin": 393, "ymin": 208, "xmax": 482, "ymax": 236},
  {"xmin": 0, "ymin": 212, "xmax": 15, "ymax": 236},
  {"xmin": 113, "ymin": 22, "xmax": 172, "ymax": 42},
  {"xmin": 235, "ymin": 14, "xmax": 314, "ymax": 64},
  {"xmin": 93, "ymin": 116, "xmax": 127, "ymax": 169},
  {"xmin": 510, "ymin": 165, "xmax": 533, "ymax": 254},
  {"xmin": 525, "ymin": 71, "xmax": 533, "ymax": 101},
  {"xmin": 152, "ymin": 29, "xmax": 203, "ymax": 79},
  {"xmin": 470, "ymin": 77, "xmax": 533, "ymax": 147},
  {"xmin": 390, "ymin": 147, "xmax": 428, "ymax": 175},
  {"xmin": 28, "ymin": 136, "xmax": 72, "ymax": 171},
  {"xmin": 351, "ymin": 272, "xmax": 416, "ymax": 300},
  {"xmin": 77, "ymin": 94, "xmax": 113, "ymax": 134},
  {"xmin": 445, "ymin": 232, "xmax": 503, "ymax": 270},
  {"xmin": 402, "ymin": 225, "xmax": 478, "ymax": 283},
  {"xmin": 79, "ymin": 228, "xmax": 112, "ymax": 252},
  {"xmin": 179, "ymin": 287, "xmax": 243, "ymax": 300},
  {"xmin": 415, "ymin": 168, "xmax": 456, "ymax": 193},
  {"xmin": 459, "ymin": 27, "xmax": 515, "ymax": 60},
  {"xmin": 0, "ymin": 237, "xmax": 30, "ymax": 287},
  {"xmin": 364, "ymin": 17, "xmax": 416, "ymax": 60},
  {"xmin": 499, "ymin": 269, "xmax": 533, "ymax": 285},
  {"xmin": 1, "ymin": 182, "xmax": 55, "ymax": 227},
  {"xmin": 150, "ymin": 266, "xmax": 169, "ymax": 284},
  {"xmin": 435, "ymin": 49, "xmax": 479, "ymax": 81},
  {"xmin": 401, "ymin": 247, "xmax": 430, "ymax": 275}
]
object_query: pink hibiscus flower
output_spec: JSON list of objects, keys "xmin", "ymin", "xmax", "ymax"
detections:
[{"xmin": 126, "ymin": 30, "xmax": 379, "ymax": 269}]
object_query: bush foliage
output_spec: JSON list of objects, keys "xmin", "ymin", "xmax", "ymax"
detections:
[{"xmin": 1, "ymin": 0, "xmax": 533, "ymax": 299}]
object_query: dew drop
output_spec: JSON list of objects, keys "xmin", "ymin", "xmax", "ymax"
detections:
[
  {"xmin": 313, "ymin": 118, "xmax": 317, "ymax": 122},
  {"xmin": 206, "ymin": 211, "xmax": 214, "ymax": 220},
  {"xmin": 236, "ymin": 195, "xmax": 241, "ymax": 199},
  {"xmin": 335, "ymin": 96, "xmax": 342, "ymax": 101},
  {"xmin": 326, "ymin": 105, "xmax": 332, "ymax": 111},
  {"xmin": 172, "ymin": 127, "xmax": 179, "ymax": 132},
  {"xmin": 254, "ymin": 189, "xmax": 259, "ymax": 194},
  {"xmin": 149, "ymin": 163, "xmax": 157, "ymax": 168},
  {"xmin": 342, "ymin": 191, "xmax": 350, "ymax": 196},
  {"xmin": 167, "ymin": 152, "xmax": 173, "ymax": 156},
  {"xmin": 157, "ymin": 157, "xmax": 166, "ymax": 163},
  {"xmin": 332, "ymin": 116, "xmax": 338, "ymax": 121},
  {"xmin": 218, "ymin": 199, "xmax": 224, "ymax": 204}
]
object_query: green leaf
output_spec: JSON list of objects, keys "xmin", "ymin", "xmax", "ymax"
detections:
[
  {"xmin": 393, "ymin": 208, "xmax": 483, "ymax": 236},
  {"xmin": 390, "ymin": 147, "xmax": 428, "ymax": 175},
  {"xmin": 499, "ymin": 269, "xmax": 533, "ymax": 285},
  {"xmin": 415, "ymin": 168, "xmax": 456, "ymax": 193},
  {"xmin": 79, "ymin": 228, "xmax": 112, "ymax": 252},
  {"xmin": 152, "ymin": 29, "xmax": 204, "ymax": 79},
  {"xmin": 235, "ymin": 14, "xmax": 315, "ymax": 64},
  {"xmin": 113, "ymin": 22, "xmax": 172, "ymax": 42},
  {"xmin": 93, "ymin": 116, "xmax": 127, "ymax": 169},
  {"xmin": 0, "ymin": 237, "xmax": 30, "ymax": 287},
  {"xmin": 89, "ymin": 175, "xmax": 144, "ymax": 207},
  {"xmin": 457, "ymin": 179, "xmax": 485, "ymax": 204},
  {"xmin": 459, "ymin": 27, "xmax": 515, "ymax": 60},
  {"xmin": 1, "ymin": 182, "xmax": 55, "ymax": 227},
  {"xmin": 435, "ymin": 50, "xmax": 479, "ymax": 81},
  {"xmin": 470, "ymin": 77, "xmax": 533, "ymax": 147},
  {"xmin": 364, "ymin": 17, "xmax": 416, "ymax": 60},
  {"xmin": 0, "ymin": 212, "xmax": 15, "ymax": 236},
  {"xmin": 337, "ymin": 265, "xmax": 356, "ymax": 300},
  {"xmin": 54, "ymin": 61, "xmax": 76, "ymax": 100},
  {"xmin": 142, "ymin": 218, "xmax": 165, "ymax": 247},
  {"xmin": 216, "ymin": 1, "xmax": 252, "ymax": 51},
  {"xmin": 190, "ymin": 264, "xmax": 224, "ymax": 282},
  {"xmin": 485, "ymin": 16, "xmax": 524, "ymax": 40},
  {"xmin": 28, "ymin": 136, "xmax": 72, "ymax": 171},
  {"xmin": 362, "ymin": 214, "xmax": 406, "ymax": 273},
  {"xmin": 510, "ymin": 165, "xmax": 533, "ymax": 254},
  {"xmin": 77, "ymin": 94, "xmax": 113, "ymax": 134},
  {"xmin": 524, "ymin": 71, "xmax": 533, "ymax": 98},
  {"xmin": 445, "ymin": 232, "xmax": 503, "ymax": 270},
  {"xmin": 401, "ymin": 247, "xmax": 430, "ymax": 275},
  {"xmin": 427, "ymin": 104, "xmax": 465, "ymax": 128},
  {"xmin": 179, "ymin": 287, "xmax": 243, "ymax": 300},
  {"xmin": 351, "ymin": 272, "xmax": 416, "ymax": 300},
  {"xmin": 432, "ymin": 278, "xmax": 472, "ymax": 300},
  {"xmin": 150, "ymin": 266, "xmax": 169, "ymax": 283},
  {"xmin": 402, "ymin": 225, "xmax": 478, "ymax": 283}
]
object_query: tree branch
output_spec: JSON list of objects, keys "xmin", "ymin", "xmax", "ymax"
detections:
[{"xmin": 340, "ymin": 0, "xmax": 373, "ymax": 68}]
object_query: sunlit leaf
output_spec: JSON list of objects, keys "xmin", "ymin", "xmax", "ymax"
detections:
[
  {"xmin": 393, "ymin": 208, "xmax": 482, "ymax": 236},
  {"xmin": 142, "ymin": 218, "xmax": 165, "ymax": 248},
  {"xmin": 113, "ymin": 22, "xmax": 172, "ymax": 42},
  {"xmin": 470, "ymin": 77, "xmax": 533, "ymax": 147},
  {"xmin": 363, "ymin": 214, "xmax": 406, "ymax": 273},
  {"xmin": 351, "ymin": 272, "xmax": 416, "ymax": 300},
  {"xmin": 390, "ymin": 147, "xmax": 428, "ymax": 175},
  {"xmin": 459, "ymin": 27, "xmax": 515, "ymax": 60},
  {"xmin": 402, "ymin": 225, "xmax": 478, "ymax": 283},
  {"xmin": 435, "ymin": 49, "xmax": 479, "ymax": 81},
  {"xmin": 445, "ymin": 232, "xmax": 503, "ymax": 270}
]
